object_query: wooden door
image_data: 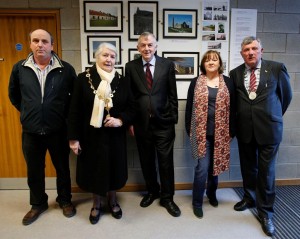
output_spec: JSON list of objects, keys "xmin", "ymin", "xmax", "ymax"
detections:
[{"xmin": 0, "ymin": 9, "xmax": 61, "ymax": 177}]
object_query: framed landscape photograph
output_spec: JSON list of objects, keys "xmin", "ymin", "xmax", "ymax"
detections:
[
  {"xmin": 162, "ymin": 52, "xmax": 199, "ymax": 80},
  {"xmin": 84, "ymin": 1, "xmax": 123, "ymax": 32},
  {"xmin": 128, "ymin": 1, "xmax": 158, "ymax": 41},
  {"xmin": 163, "ymin": 9, "xmax": 198, "ymax": 38},
  {"xmin": 87, "ymin": 36, "xmax": 121, "ymax": 65},
  {"xmin": 128, "ymin": 48, "xmax": 141, "ymax": 61}
]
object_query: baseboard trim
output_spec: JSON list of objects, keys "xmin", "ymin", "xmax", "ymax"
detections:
[{"xmin": 71, "ymin": 179, "xmax": 300, "ymax": 193}]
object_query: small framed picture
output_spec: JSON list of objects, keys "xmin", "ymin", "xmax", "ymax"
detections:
[
  {"xmin": 115, "ymin": 66, "xmax": 123, "ymax": 76},
  {"xmin": 83, "ymin": 1, "xmax": 123, "ymax": 32},
  {"xmin": 128, "ymin": 1, "xmax": 158, "ymax": 41},
  {"xmin": 87, "ymin": 35, "xmax": 121, "ymax": 65},
  {"xmin": 162, "ymin": 52, "xmax": 199, "ymax": 80},
  {"xmin": 163, "ymin": 9, "xmax": 198, "ymax": 39},
  {"xmin": 128, "ymin": 48, "xmax": 141, "ymax": 61}
]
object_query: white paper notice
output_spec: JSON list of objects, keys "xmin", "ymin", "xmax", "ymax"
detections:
[{"xmin": 229, "ymin": 8, "xmax": 257, "ymax": 71}]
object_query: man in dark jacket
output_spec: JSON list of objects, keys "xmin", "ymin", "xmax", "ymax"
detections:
[
  {"xmin": 230, "ymin": 36, "xmax": 292, "ymax": 236},
  {"xmin": 125, "ymin": 32, "xmax": 181, "ymax": 217},
  {"xmin": 8, "ymin": 29, "xmax": 77, "ymax": 225}
]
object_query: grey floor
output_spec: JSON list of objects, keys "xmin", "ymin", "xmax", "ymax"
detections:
[{"xmin": 0, "ymin": 189, "xmax": 271, "ymax": 239}]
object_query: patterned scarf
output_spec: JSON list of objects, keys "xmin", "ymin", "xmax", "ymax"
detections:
[{"xmin": 190, "ymin": 74, "xmax": 231, "ymax": 175}]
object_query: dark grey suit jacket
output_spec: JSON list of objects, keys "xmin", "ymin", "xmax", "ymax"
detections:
[
  {"xmin": 229, "ymin": 59, "xmax": 292, "ymax": 144},
  {"xmin": 125, "ymin": 56, "xmax": 178, "ymax": 132}
]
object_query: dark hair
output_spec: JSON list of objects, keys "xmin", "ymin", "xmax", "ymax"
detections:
[{"xmin": 200, "ymin": 50, "xmax": 224, "ymax": 74}]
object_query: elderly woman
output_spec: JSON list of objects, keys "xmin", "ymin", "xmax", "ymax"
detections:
[
  {"xmin": 68, "ymin": 43, "xmax": 135, "ymax": 224},
  {"xmin": 185, "ymin": 50, "xmax": 236, "ymax": 218}
]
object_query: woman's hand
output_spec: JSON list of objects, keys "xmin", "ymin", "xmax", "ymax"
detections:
[
  {"xmin": 69, "ymin": 140, "xmax": 82, "ymax": 155},
  {"xmin": 104, "ymin": 117, "xmax": 123, "ymax": 127}
]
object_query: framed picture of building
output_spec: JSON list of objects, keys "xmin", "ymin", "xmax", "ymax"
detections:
[
  {"xmin": 163, "ymin": 9, "xmax": 198, "ymax": 38},
  {"xmin": 128, "ymin": 1, "xmax": 158, "ymax": 41},
  {"xmin": 162, "ymin": 52, "xmax": 199, "ymax": 80},
  {"xmin": 83, "ymin": 1, "xmax": 123, "ymax": 32},
  {"xmin": 87, "ymin": 35, "xmax": 121, "ymax": 65}
]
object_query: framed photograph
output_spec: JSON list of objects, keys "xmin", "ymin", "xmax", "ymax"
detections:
[
  {"xmin": 163, "ymin": 9, "xmax": 198, "ymax": 38},
  {"xmin": 128, "ymin": 1, "xmax": 158, "ymax": 41},
  {"xmin": 115, "ymin": 66, "xmax": 123, "ymax": 76},
  {"xmin": 83, "ymin": 1, "xmax": 123, "ymax": 32},
  {"xmin": 162, "ymin": 52, "xmax": 199, "ymax": 80},
  {"xmin": 87, "ymin": 36, "xmax": 121, "ymax": 65},
  {"xmin": 128, "ymin": 48, "xmax": 141, "ymax": 61}
]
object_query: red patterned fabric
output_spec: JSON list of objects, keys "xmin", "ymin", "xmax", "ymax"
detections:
[
  {"xmin": 249, "ymin": 69, "xmax": 256, "ymax": 92},
  {"xmin": 191, "ymin": 74, "xmax": 231, "ymax": 175},
  {"xmin": 145, "ymin": 63, "xmax": 152, "ymax": 89}
]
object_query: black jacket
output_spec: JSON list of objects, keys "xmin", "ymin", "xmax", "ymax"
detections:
[
  {"xmin": 8, "ymin": 52, "xmax": 77, "ymax": 135},
  {"xmin": 125, "ymin": 56, "xmax": 178, "ymax": 133}
]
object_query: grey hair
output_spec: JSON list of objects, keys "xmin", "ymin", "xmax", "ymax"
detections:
[
  {"xmin": 94, "ymin": 42, "xmax": 117, "ymax": 59},
  {"xmin": 241, "ymin": 36, "xmax": 263, "ymax": 49},
  {"xmin": 137, "ymin": 32, "xmax": 157, "ymax": 45}
]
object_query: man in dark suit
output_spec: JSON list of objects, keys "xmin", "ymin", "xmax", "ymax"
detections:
[
  {"xmin": 125, "ymin": 32, "xmax": 180, "ymax": 217},
  {"xmin": 230, "ymin": 36, "xmax": 292, "ymax": 236}
]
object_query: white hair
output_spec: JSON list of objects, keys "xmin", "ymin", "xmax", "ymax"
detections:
[{"xmin": 94, "ymin": 42, "xmax": 117, "ymax": 59}]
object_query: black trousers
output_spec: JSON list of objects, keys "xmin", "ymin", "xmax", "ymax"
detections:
[
  {"xmin": 22, "ymin": 130, "xmax": 72, "ymax": 209},
  {"xmin": 135, "ymin": 121, "xmax": 176, "ymax": 201},
  {"xmin": 237, "ymin": 137, "xmax": 279, "ymax": 219}
]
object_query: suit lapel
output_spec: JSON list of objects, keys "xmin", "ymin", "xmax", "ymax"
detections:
[
  {"xmin": 152, "ymin": 56, "xmax": 163, "ymax": 90},
  {"xmin": 237, "ymin": 64, "xmax": 248, "ymax": 95},
  {"xmin": 134, "ymin": 58, "xmax": 149, "ymax": 91}
]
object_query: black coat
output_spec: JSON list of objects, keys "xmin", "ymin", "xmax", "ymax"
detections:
[
  {"xmin": 68, "ymin": 66, "xmax": 135, "ymax": 195},
  {"xmin": 229, "ymin": 59, "xmax": 292, "ymax": 144},
  {"xmin": 125, "ymin": 56, "xmax": 178, "ymax": 133},
  {"xmin": 8, "ymin": 52, "xmax": 76, "ymax": 134}
]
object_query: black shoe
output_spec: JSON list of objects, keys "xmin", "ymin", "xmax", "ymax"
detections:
[
  {"xmin": 22, "ymin": 205, "xmax": 48, "ymax": 226},
  {"xmin": 234, "ymin": 200, "xmax": 255, "ymax": 211},
  {"xmin": 193, "ymin": 207, "xmax": 203, "ymax": 219},
  {"xmin": 89, "ymin": 207, "xmax": 100, "ymax": 224},
  {"xmin": 60, "ymin": 203, "xmax": 76, "ymax": 218},
  {"xmin": 140, "ymin": 193, "xmax": 160, "ymax": 208},
  {"xmin": 160, "ymin": 200, "xmax": 181, "ymax": 217},
  {"xmin": 108, "ymin": 203, "xmax": 122, "ymax": 219},
  {"xmin": 206, "ymin": 193, "xmax": 218, "ymax": 207},
  {"xmin": 260, "ymin": 217, "xmax": 275, "ymax": 237}
]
